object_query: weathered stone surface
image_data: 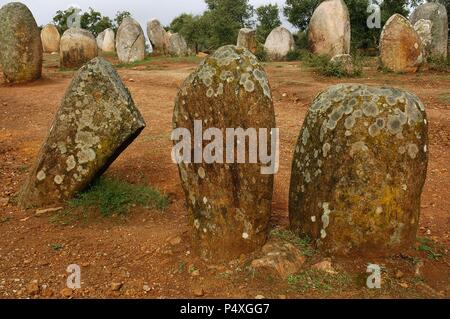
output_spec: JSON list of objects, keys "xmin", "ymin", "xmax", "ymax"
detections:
[
  {"xmin": 289, "ymin": 84, "xmax": 428, "ymax": 255},
  {"xmin": 410, "ymin": 2, "xmax": 448, "ymax": 59},
  {"xmin": 308, "ymin": 0, "xmax": 350, "ymax": 57},
  {"xmin": 41, "ymin": 24, "xmax": 60, "ymax": 53},
  {"xmin": 60, "ymin": 28, "xmax": 98, "ymax": 69},
  {"xmin": 96, "ymin": 30, "xmax": 105, "ymax": 50},
  {"xmin": 330, "ymin": 54, "xmax": 353, "ymax": 73},
  {"xmin": 414, "ymin": 19, "xmax": 433, "ymax": 60},
  {"xmin": 237, "ymin": 28, "xmax": 257, "ymax": 53},
  {"xmin": 147, "ymin": 19, "xmax": 168, "ymax": 55},
  {"xmin": 251, "ymin": 240, "xmax": 305, "ymax": 279},
  {"xmin": 168, "ymin": 33, "xmax": 188, "ymax": 56},
  {"xmin": 264, "ymin": 26, "xmax": 295, "ymax": 61},
  {"xmin": 0, "ymin": 2, "xmax": 42, "ymax": 83},
  {"xmin": 20, "ymin": 57, "xmax": 146, "ymax": 207},
  {"xmin": 102, "ymin": 28, "xmax": 115, "ymax": 53},
  {"xmin": 380, "ymin": 14, "xmax": 423, "ymax": 73},
  {"xmin": 116, "ymin": 17, "xmax": 145, "ymax": 64},
  {"xmin": 173, "ymin": 45, "xmax": 275, "ymax": 261}
]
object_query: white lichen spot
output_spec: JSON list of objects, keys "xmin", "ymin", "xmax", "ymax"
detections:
[
  {"xmin": 376, "ymin": 207, "xmax": 383, "ymax": 215},
  {"xmin": 350, "ymin": 141, "xmax": 369, "ymax": 157},
  {"xmin": 407, "ymin": 143, "xmax": 419, "ymax": 159},
  {"xmin": 66, "ymin": 155, "xmax": 76, "ymax": 172},
  {"xmin": 198, "ymin": 167, "xmax": 206, "ymax": 179},
  {"xmin": 242, "ymin": 232, "xmax": 249, "ymax": 239},
  {"xmin": 322, "ymin": 143, "xmax": 331, "ymax": 157},
  {"xmin": 54, "ymin": 175, "xmax": 64, "ymax": 185},
  {"xmin": 37, "ymin": 170, "xmax": 46, "ymax": 181},
  {"xmin": 194, "ymin": 219, "xmax": 200, "ymax": 229},
  {"xmin": 311, "ymin": 216, "xmax": 316, "ymax": 223}
]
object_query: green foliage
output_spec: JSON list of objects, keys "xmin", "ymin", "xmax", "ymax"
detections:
[
  {"xmin": 66, "ymin": 177, "xmax": 169, "ymax": 216},
  {"xmin": 286, "ymin": 49, "xmax": 302, "ymax": 61},
  {"xmin": 170, "ymin": 13, "xmax": 209, "ymax": 53},
  {"xmin": 53, "ymin": 7, "xmax": 112, "ymax": 36},
  {"xmin": 427, "ymin": 56, "xmax": 450, "ymax": 72},
  {"xmin": 254, "ymin": 43, "xmax": 268, "ymax": 62},
  {"xmin": 301, "ymin": 51, "xmax": 362, "ymax": 77},
  {"xmin": 255, "ymin": 4, "xmax": 282, "ymax": 43},
  {"xmin": 293, "ymin": 30, "xmax": 308, "ymax": 50},
  {"xmin": 113, "ymin": 10, "xmax": 131, "ymax": 32},
  {"xmin": 287, "ymin": 269, "xmax": 352, "ymax": 293},
  {"xmin": 270, "ymin": 229, "xmax": 315, "ymax": 257},
  {"xmin": 50, "ymin": 243, "xmax": 63, "ymax": 251},
  {"xmin": 283, "ymin": 0, "xmax": 321, "ymax": 31},
  {"xmin": 417, "ymin": 237, "xmax": 443, "ymax": 260}
]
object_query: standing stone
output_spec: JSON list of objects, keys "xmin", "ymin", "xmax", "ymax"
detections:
[
  {"xmin": 414, "ymin": 19, "xmax": 433, "ymax": 60},
  {"xmin": 168, "ymin": 33, "xmax": 188, "ymax": 56},
  {"xmin": 237, "ymin": 28, "xmax": 257, "ymax": 53},
  {"xmin": 173, "ymin": 45, "xmax": 275, "ymax": 261},
  {"xmin": 60, "ymin": 28, "xmax": 98, "ymax": 69},
  {"xmin": 147, "ymin": 19, "xmax": 168, "ymax": 55},
  {"xmin": 96, "ymin": 30, "xmax": 105, "ymax": 50},
  {"xmin": 308, "ymin": 0, "xmax": 351, "ymax": 57},
  {"xmin": 102, "ymin": 28, "xmax": 115, "ymax": 53},
  {"xmin": 289, "ymin": 84, "xmax": 428, "ymax": 255},
  {"xmin": 380, "ymin": 14, "xmax": 423, "ymax": 73},
  {"xmin": 410, "ymin": 2, "xmax": 448, "ymax": 59},
  {"xmin": 0, "ymin": 2, "xmax": 42, "ymax": 83},
  {"xmin": 41, "ymin": 24, "xmax": 60, "ymax": 53},
  {"xmin": 116, "ymin": 17, "xmax": 145, "ymax": 64},
  {"xmin": 264, "ymin": 26, "xmax": 295, "ymax": 61},
  {"xmin": 20, "ymin": 58, "xmax": 146, "ymax": 208}
]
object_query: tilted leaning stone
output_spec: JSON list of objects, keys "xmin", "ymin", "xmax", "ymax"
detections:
[
  {"xmin": 410, "ymin": 2, "xmax": 448, "ymax": 59},
  {"xmin": 41, "ymin": 24, "xmax": 61, "ymax": 53},
  {"xmin": 173, "ymin": 45, "xmax": 275, "ymax": 260},
  {"xmin": 20, "ymin": 57, "xmax": 146, "ymax": 207},
  {"xmin": 237, "ymin": 28, "xmax": 257, "ymax": 53},
  {"xmin": 308, "ymin": 0, "xmax": 350, "ymax": 57},
  {"xmin": 264, "ymin": 26, "xmax": 295, "ymax": 61},
  {"xmin": 60, "ymin": 28, "xmax": 98, "ymax": 69},
  {"xmin": 289, "ymin": 84, "xmax": 428, "ymax": 255},
  {"xmin": 0, "ymin": 2, "xmax": 42, "ymax": 83},
  {"xmin": 116, "ymin": 17, "xmax": 145, "ymax": 63},
  {"xmin": 379, "ymin": 14, "xmax": 423, "ymax": 73}
]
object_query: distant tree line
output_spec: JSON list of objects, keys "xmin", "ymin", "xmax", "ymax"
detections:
[{"xmin": 51, "ymin": 0, "xmax": 447, "ymax": 53}]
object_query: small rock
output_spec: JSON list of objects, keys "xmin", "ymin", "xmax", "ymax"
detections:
[
  {"xmin": 60, "ymin": 287, "xmax": 73, "ymax": 297},
  {"xmin": 193, "ymin": 288, "xmax": 204, "ymax": 297},
  {"xmin": 110, "ymin": 282, "xmax": 123, "ymax": 291},
  {"xmin": 35, "ymin": 206, "xmax": 63, "ymax": 216},
  {"xmin": 26, "ymin": 280, "xmax": 40, "ymax": 295},
  {"xmin": 0, "ymin": 197, "xmax": 9, "ymax": 207},
  {"xmin": 399, "ymin": 282, "xmax": 409, "ymax": 288},
  {"xmin": 143, "ymin": 284, "xmax": 151, "ymax": 292},
  {"xmin": 129, "ymin": 78, "xmax": 135, "ymax": 82},
  {"xmin": 395, "ymin": 270, "xmax": 404, "ymax": 279},
  {"xmin": 41, "ymin": 288, "xmax": 54, "ymax": 298},
  {"xmin": 255, "ymin": 295, "xmax": 265, "ymax": 299},
  {"xmin": 168, "ymin": 236, "xmax": 182, "ymax": 246},
  {"xmin": 312, "ymin": 259, "xmax": 337, "ymax": 274}
]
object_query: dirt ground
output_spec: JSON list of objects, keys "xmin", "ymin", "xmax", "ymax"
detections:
[{"xmin": 0, "ymin": 53, "xmax": 449, "ymax": 299}]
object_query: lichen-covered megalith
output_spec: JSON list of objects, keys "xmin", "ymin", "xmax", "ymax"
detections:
[
  {"xmin": 410, "ymin": 2, "xmax": 448, "ymax": 59},
  {"xmin": 41, "ymin": 24, "xmax": 61, "ymax": 53},
  {"xmin": 0, "ymin": 2, "xmax": 42, "ymax": 83},
  {"xmin": 20, "ymin": 58, "xmax": 146, "ymax": 208},
  {"xmin": 308, "ymin": 0, "xmax": 350, "ymax": 57},
  {"xmin": 173, "ymin": 45, "xmax": 276, "ymax": 261},
  {"xmin": 116, "ymin": 17, "xmax": 145, "ymax": 63},
  {"xmin": 289, "ymin": 84, "xmax": 428, "ymax": 256},
  {"xmin": 380, "ymin": 14, "xmax": 423, "ymax": 73},
  {"xmin": 60, "ymin": 28, "xmax": 98, "ymax": 69},
  {"xmin": 168, "ymin": 33, "xmax": 188, "ymax": 56}
]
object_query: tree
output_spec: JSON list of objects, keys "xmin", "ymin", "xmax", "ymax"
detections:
[
  {"xmin": 283, "ymin": 0, "xmax": 321, "ymax": 31},
  {"xmin": 170, "ymin": 13, "xmax": 210, "ymax": 53},
  {"xmin": 203, "ymin": 0, "xmax": 255, "ymax": 48},
  {"xmin": 255, "ymin": 4, "xmax": 282, "ymax": 43},
  {"xmin": 53, "ymin": 7, "xmax": 112, "ymax": 36},
  {"xmin": 113, "ymin": 10, "xmax": 131, "ymax": 31}
]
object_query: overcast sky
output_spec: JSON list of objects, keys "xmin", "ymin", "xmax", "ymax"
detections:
[{"xmin": 0, "ymin": 0, "xmax": 293, "ymax": 31}]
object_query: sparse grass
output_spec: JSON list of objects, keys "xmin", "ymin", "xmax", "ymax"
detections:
[
  {"xmin": 50, "ymin": 243, "xmax": 63, "ymax": 251},
  {"xmin": 177, "ymin": 261, "xmax": 187, "ymax": 274},
  {"xmin": 427, "ymin": 56, "xmax": 450, "ymax": 72},
  {"xmin": 0, "ymin": 216, "xmax": 12, "ymax": 224},
  {"xmin": 417, "ymin": 237, "xmax": 442, "ymax": 260},
  {"xmin": 115, "ymin": 56, "xmax": 152, "ymax": 68},
  {"xmin": 299, "ymin": 50, "xmax": 362, "ymax": 78},
  {"xmin": 66, "ymin": 177, "xmax": 169, "ymax": 217},
  {"xmin": 270, "ymin": 229, "xmax": 315, "ymax": 257},
  {"xmin": 287, "ymin": 269, "xmax": 352, "ymax": 293}
]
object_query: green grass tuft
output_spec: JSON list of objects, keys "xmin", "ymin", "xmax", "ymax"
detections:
[
  {"xmin": 287, "ymin": 269, "xmax": 352, "ymax": 293},
  {"xmin": 270, "ymin": 229, "xmax": 315, "ymax": 257},
  {"xmin": 66, "ymin": 177, "xmax": 169, "ymax": 217}
]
